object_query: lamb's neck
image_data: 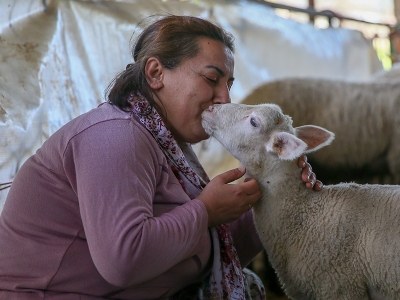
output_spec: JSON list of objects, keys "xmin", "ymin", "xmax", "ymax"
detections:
[
  {"xmin": 244, "ymin": 157, "xmax": 303, "ymax": 192},
  {"xmin": 245, "ymin": 157, "xmax": 307, "ymax": 239},
  {"xmin": 245, "ymin": 156, "xmax": 321, "ymax": 278}
]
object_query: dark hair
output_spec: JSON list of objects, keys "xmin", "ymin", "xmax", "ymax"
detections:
[{"xmin": 105, "ymin": 14, "xmax": 235, "ymax": 109}]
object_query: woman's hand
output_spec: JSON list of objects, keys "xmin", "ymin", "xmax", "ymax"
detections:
[
  {"xmin": 298, "ymin": 154, "xmax": 323, "ymax": 191},
  {"xmin": 198, "ymin": 155, "xmax": 322, "ymax": 227},
  {"xmin": 197, "ymin": 166, "xmax": 260, "ymax": 228}
]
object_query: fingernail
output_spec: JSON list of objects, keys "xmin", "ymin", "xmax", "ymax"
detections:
[{"xmin": 238, "ymin": 166, "xmax": 245, "ymax": 173}]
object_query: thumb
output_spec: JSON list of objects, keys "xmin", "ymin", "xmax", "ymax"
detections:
[{"xmin": 218, "ymin": 166, "xmax": 246, "ymax": 184}]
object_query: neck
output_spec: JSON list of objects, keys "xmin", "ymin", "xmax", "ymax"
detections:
[
  {"xmin": 244, "ymin": 155, "xmax": 319, "ymax": 283},
  {"xmin": 244, "ymin": 156, "xmax": 305, "ymax": 240},
  {"xmin": 244, "ymin": 156, "xmax": 302, "ymax": 188}
]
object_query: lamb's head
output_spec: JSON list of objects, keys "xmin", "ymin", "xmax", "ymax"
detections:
[{"xmin": 201, "ymin": 103, "xmax": 334, "ymax": 165}]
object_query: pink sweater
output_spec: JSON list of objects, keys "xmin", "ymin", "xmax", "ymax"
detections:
[{"xmin": 0, "ymin": 103, "xmax": 262, "ymax": 299}]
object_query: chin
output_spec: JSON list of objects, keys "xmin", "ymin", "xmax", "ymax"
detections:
[{"xmin": 188, "ymin": 134, "xmax": 210, "ymax": 144}]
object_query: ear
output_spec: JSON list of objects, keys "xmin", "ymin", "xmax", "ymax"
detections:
[
  {"xmin": 145, "ymin": 57, "xmax": 164, "ymax": 90},
  {"xmin": 265, "ymin": 132, "xmax": 308, "ymax": 160},
  {"xmin": 294, "ymin": 125, "xmax": 335, "ymax": 153}
]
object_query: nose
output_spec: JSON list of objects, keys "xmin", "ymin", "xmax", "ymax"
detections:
[{"xmin": 213, "ymin": 83, "xmax": 231, "ymax": 104}]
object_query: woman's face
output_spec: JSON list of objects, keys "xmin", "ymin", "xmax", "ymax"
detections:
[{"xmin": 152, "ymin": 38, "xmax": 234, "ymax": 144}]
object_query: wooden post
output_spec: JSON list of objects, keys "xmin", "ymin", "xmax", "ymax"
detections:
[
  {"xmin": 394, "ymin": 0, "xmax": 400, "ymax": 22},
  {"xmin": 308, "ymin": 0, "xmax": 315, "ymax": 23},
  {"xmin": 391, "ymin": 0, "xmax": 400, "ymax": 62}
]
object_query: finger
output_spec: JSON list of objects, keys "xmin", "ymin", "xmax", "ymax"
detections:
[
  {"xmin": 247, "ymin": 192, "xmax": 262, "ymax": 210},
  {"xmin": 314, "ymin": 180, "xmax": 323, "ymax": 191},
  {"xmin": 301, "ymin": 163, "xmax": 312, "ymax": 182},
  {"xmin": 297, "ymin": 154, "xmax": 307, "ymax": 168},
  {"xmin": 241, "ymin": 177, "xmax": 259, "ymax": 190},
  {"xmin": 216, "ymin": 166, "xmax": 246, "ymax": 184},
  {"xmin": 305, "ymin": 172, "xmax": 316, "ymax": 189}
]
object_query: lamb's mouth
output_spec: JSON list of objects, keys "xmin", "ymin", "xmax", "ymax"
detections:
[
  {"xmin": 201, "ymin": 108, "xmax": 217, "ymax": 135},
  {"xmin": 201, "ymin": 118, "xmax": 214, "ymax": 136}
]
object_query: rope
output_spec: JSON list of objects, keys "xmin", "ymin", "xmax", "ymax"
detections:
[{"xmin": 0, "ymin": 181, "xmax": 12, "ymax": 191}]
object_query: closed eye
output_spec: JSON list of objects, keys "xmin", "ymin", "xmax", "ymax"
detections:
[
  {"xmin": 204, "ymin": 76, "xmax": 217, "ymax": 83},
  {"xmin": 250, "ymin": 117, "xmax": 258, "ymax": 127}
]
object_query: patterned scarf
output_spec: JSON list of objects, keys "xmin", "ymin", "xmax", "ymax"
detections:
[{"xmin": 129, "ymin": 94, "xmax": 246, "ymax": 299}]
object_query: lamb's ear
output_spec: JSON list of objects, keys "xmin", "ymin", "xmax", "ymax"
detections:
[
  {"xmin": 294, "ymin": 125, "xmax": 335, "ymax": 153},
  {"xmin": 266, "ymin": 132, "xmax": 308, "ymax": 160}
]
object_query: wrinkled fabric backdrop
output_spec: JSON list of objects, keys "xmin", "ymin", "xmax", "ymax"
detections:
[{"xmin": 0, "ymin": 0, "xmax": 383, "ymax": 210}]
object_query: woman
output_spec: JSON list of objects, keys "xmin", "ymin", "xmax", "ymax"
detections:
[{"xmin": 0, "ymin": 15, "xmax": 321, "ymax": 299}]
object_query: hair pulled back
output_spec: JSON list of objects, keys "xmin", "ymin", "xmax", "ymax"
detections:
[{"xmin": 105, "ymin": 14, "xmax": 235, "ymax": 109}]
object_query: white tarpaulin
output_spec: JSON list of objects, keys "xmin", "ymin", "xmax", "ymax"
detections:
[{"xmin": 0, "ymin": 0, "xmax": 383, "ymax": 208}]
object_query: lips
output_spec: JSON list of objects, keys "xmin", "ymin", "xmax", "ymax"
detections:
[{"xmin": 205, "ymin": 105, "xmax": 214, "ymax": 112}]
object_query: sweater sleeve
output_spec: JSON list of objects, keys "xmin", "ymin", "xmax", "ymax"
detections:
[{"xmin": 63, "ymin": 119, "xmax": 210, "ymax": 287}]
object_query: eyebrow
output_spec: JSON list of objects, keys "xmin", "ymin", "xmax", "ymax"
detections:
[{"xmin": 205, "ymin": 65, "xmax": 235, "ymax": 82}]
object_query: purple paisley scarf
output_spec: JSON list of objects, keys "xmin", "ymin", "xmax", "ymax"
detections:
[{"xmin": 129, "ymin": 94, "xmax": 246, "ymax": 299}]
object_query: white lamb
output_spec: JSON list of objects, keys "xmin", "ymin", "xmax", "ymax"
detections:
[
  {"xmin": 242, "ymin": 77, "xmax": 400, "ymax": 185},
  {"xmin": 201, "ymin": 103, "xmax": 400, "ymax": 300}
]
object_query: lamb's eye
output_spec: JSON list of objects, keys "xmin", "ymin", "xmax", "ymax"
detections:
[{"xmin": 250, "ymin": 117, "xmax": 258, "ymax": 127}]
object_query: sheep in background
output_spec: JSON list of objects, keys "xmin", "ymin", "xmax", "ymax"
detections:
[
  {"xmin": 242, "ymin": 77, "xmax": 400, "ymax": 185},
  {"xmin": 202, "ymin": 103, "xmax": 400, "ymax": 300}
]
